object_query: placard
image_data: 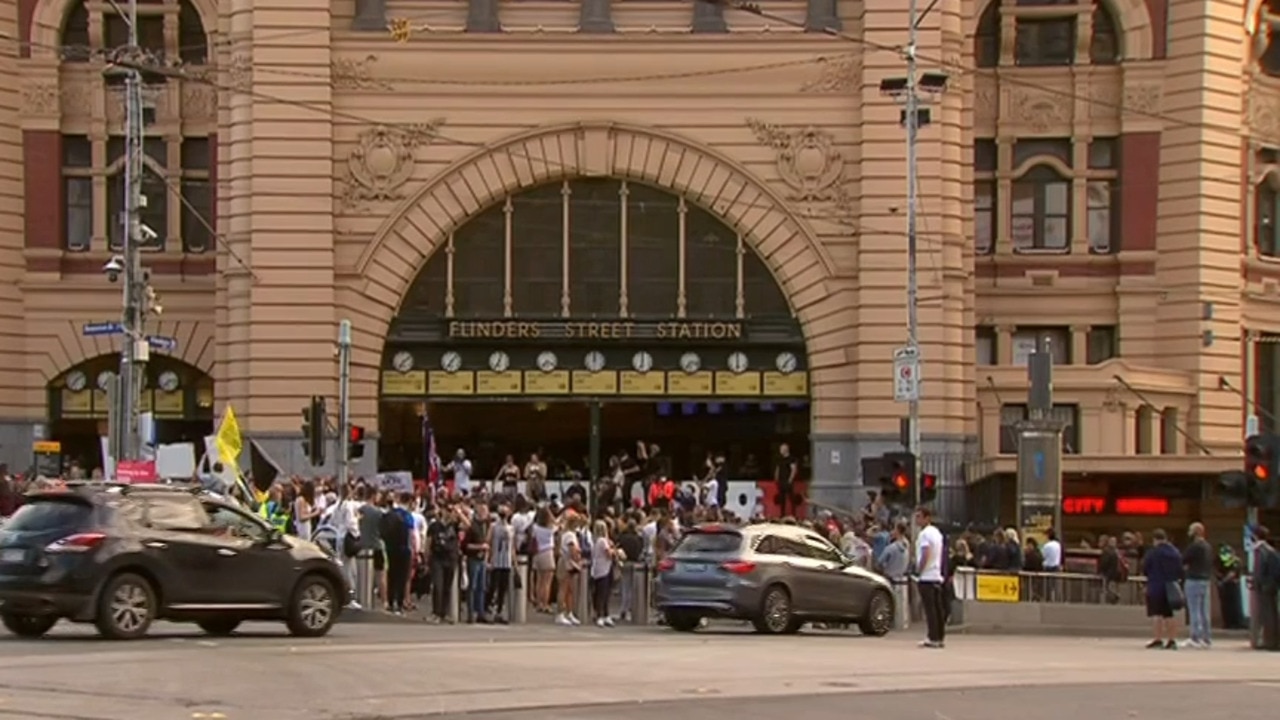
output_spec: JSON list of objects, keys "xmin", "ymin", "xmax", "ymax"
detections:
[
  {"xmin": 476, "ymin": 371, "xmax": 522, "ymax": 395},
  {"xmin": 666, "ymin": 371, "xmax": 713, "ymax": 396},
  {"xmin": 715, "ymin": 371, "xmax": 761, "ymax": 396},
  {"xmin": 524, "ymin": 370, "xmax": 570, "ymax": 395},
  {"xmin": 382, "ymin": 370, "xmax": 427, "ymax": 396},
  {"xmin": 763, "ymin": 371, "xmax": 808, "ymax": 397},
  {"xmin": 620, "ymin": 371, "xmax": 665, "ymax": 395},
  {"xmin": 428, "ymin": 371, "xmax": 475, "ymax": 395},
  {"xmin": 572, "ymin": 371, "xmax": 618, "ymax": 395}
]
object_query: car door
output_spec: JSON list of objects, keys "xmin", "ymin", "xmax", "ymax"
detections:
[
  {"xmin": 768, "ymin": 536, "xmax": 832, "ymax": 616},
  {"xmin": 202, "ymin": 502, "xmax": 296, "ymax": 606},
  {"xmin": 137, "ymin": 495, "xmax": 221, "ymax": 606},
  {"xmin": 799, "ymin": 533, "xmax": 866, "ymax": 616}
]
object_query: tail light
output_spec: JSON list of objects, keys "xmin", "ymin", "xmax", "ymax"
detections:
[
  {"xmin": 44, "ymin": 533, "xmax": 107, "ymax": 554},
  {"xmin": 656, "ymin": 558, "xmax": 676, "ymax": 573},
  {"xmin": 720, "ymin": 560, "xmax": 756, "ymax": 575}
]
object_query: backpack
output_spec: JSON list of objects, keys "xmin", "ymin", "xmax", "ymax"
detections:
[
  {"xmin": 430, "ymin": 521, "xmax": 459, "ymax": 558},
  {"xmin": 380, "ymin": 508, "xmax": 409, "ymax": 552}
]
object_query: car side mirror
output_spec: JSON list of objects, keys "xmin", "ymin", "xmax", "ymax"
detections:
[{"xmin": 262, "ymin": 528, "xmax": 282, "ymax": 545}]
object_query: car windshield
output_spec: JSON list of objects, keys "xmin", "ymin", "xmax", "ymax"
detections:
[
  {"xmin": 673, "ymin": 530, "xmax": 742, "ymax": 555},
  {"xmin": 3, "ymin": 498, "xmax": 94, "ymax": 533}
]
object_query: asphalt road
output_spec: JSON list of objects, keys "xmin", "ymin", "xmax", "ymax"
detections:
[{"xmin": 0, "ymin": 620, "xmax": 1274, "ymax": 720}]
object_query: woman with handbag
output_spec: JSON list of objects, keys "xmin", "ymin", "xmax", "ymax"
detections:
[{"xmin": 1141, "ymin": 528, "xmax": 1186, "ymax": 650}]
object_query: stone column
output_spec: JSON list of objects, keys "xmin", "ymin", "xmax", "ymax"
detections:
[
  {"xmin": 578, "ymin": 0, "xmax": 614, "ymax": 33},
  {"xmin": 466, "ymin": 0, "xmax": 502, "ymax": 33},
  {"xmin": 0, "ymin": 0, "xmax": 30, "ymax": 469},
  {"xmin": 691, "ymin": 0, "xmax": 727, "ymax": 33}
]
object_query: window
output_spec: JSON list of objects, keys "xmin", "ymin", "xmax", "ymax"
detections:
[
  {"xmin": 744, "ymin": 252, "xmax": 790, "ymax": 318},
  {"xmin": 204, "ymin": 503, "xmax": 269, "ymax": 542},
  {"xmin": 142, "ymin": 496, "xmax": 209, "ymax": 531},
  {"xmin": 60, "ymin": 2, "xmax": 90, "ymax": 62},
  {"xmin": 999, "ymin": 403, "xmax": 1080, "ymax": 454},
  {"xmin": 627, "ymin": 183, "xmax": 679, "ymax": 318},
  {"xmin": 1087, "ymin": 138, "xmax": 1116, "ymax": 169},
  {"xmin": 512, "ymin": 183, "xmax": 565, "ymax": 317},
  {"xmin": 1086, "ymin": 182, "xmax": 1116, "ymax": 254},
  {"xmin": 1013, "ymin": 139, "xmax": 1073, "ymax": 168},
  {"xmin": 800, "ymin": 536, "xmax": 845, "ymax": 564},
  {"xmin": 1086, "ymin": 325, "xmax": 1118, "ymax": 363},
  {"xmin": 106, "ymin": 137, "xmax": 168, "ymax": 251},
  {"xmin": 976, "ymin": 325, "xmax": 998, "ymax": 365},
  {"xmin": 1015, "ymin": 17, "xmax": 1076, "ymax": 66},
  {"xmin": 62, "ymin": 135, "xmax": 93, "ymax": 252},
  {"xmin": 673, "ymin": 530, "xmax": 743, "ymax": 555},
  {"xmin": 685, "ymin": 205, "xmax": 738, "ymax": 318},
  {"xmin": 178, "ymin": 0, "xmax": 209, "ymax": 64},
  {"xmin": 1159, "ymin": 408, "xmax": 1179, "ymax": 454},
  {"xmin": 975, "ymin": 181, "xmax": 996, "ymax": 255},
  {"xmin": 1090, "ymin": 0, "xmax": 1120, "ymax": 64},
  {"xmin": 1011, "ymin": 166, "xmax": 1071, "ymax": 252},
  {"xmin": 1260, "ymin": 0, "xmax": 1280, "ymax": 77},
  {"xmin": 1012, "ymin": 326, "xmax": 1070, "ymax": 365},
  {"xmin": 568, "ymin": 179, "xmax": 621, "ymax": 317},
  {"xmin": 60, "ymin": 0, "xmax": 209, "ymax": 70},
  {"xmin": 3, "ymin": 499, "xmax": 92, "ymax": 534},
  {"xmin": 180, "ymin": 138, "xmax": 211, "ymax": 253},
  {"xmin": 1257, "ymin": 334, "xmax": 1280, "ymax": 435},
  {"xmin": 1258, "ymin": 179, "xmax": 1280, "ymax": 258},
  {"xmin": 975, "ymin": 1, "xmax": 1002, "ymax": 68},
  {"xmin": 451, "ymin": 204, "xmax": 506, "ymax": 317}
]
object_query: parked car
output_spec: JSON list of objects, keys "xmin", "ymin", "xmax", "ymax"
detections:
[
  {"xmin": 0, "ymin": 482, "xmax": 347, "ymax": 640},
  {"xmin": 654, "ymin": 523, "xmax": 894, "ymax": 635}
]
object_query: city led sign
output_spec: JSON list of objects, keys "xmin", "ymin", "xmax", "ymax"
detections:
[{"xmin": 1061, "ymin": 496, "xmax": 1170, "ymax": 516}]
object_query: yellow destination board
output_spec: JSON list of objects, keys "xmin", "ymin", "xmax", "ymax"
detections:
[
  {"xmin": 572, "ymin": 371, "xmax": 618, "ymax": 395},
  {"xmin": 428, "ymin": 371, "xmax": 475, "ymax": 395},
  {"xmin": 763, "ymin": 371, "xmax": 808, "ymax": 397},
  {"xmin": 621, "ymin": 371, "xmax": 666, "ymax": 395},
  {"xmin": 975, "ymin": 574, "xmax": 1021, "ymax": 603},
  {"xmin": 381, "ymin": 371, "xmax": 427, "ymax": 396},
  {"xmin": 715, "ymin": 371, "xmax": 762, "ymax": 396},
  {"xmin": 476, "ymin": 371, "xmax": 523, "ymax": 395},
  {"xmin": 151, "ymin": 391, "xmax": 185, "ymax": 415},
  {"xmin": 667, "ymin": 371, "xmax": 713, "ymax": 396},
  {"xmin": 524, "ymin": 370, "xmax": 570, "ymax": 395},
  {"xmin": 32, "ymin": 441, "xmax": 61, "ymax": 454}
]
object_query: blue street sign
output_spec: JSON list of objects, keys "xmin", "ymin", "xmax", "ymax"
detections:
[
  {"xmin": 1033, "ymin": 450, "xmax": 1045, "ymax": 482},
  {"xmin": 82, "ymin": 322, "xmax": 124, "ymax": 337},
  {"xmin": 147, "ymin": 336, "xmax": 178, "ymax": 352}
]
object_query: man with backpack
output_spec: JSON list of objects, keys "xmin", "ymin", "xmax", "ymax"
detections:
[
  {"xmin": 426, "ymin": 504, "xmax": 464, "ymax": 623},
  {"xmin": 380, "ymin": 493, "xmax": 416, "ymax": 615}
]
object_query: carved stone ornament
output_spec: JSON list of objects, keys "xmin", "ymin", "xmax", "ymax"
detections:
[
  {"xmin": 340, "ymin": 120, "xmax": 445, "ymax": 212},
  {"xmin": 1010, "ymin": 90, "xmax": 1071, "ymax": 133},
  {"xmin": 332, "ymin": 55, "xmax": 393, "ymax": 91},
  {"xmin": 1122, "ymin": 84, "xmax": 1162, "ymax": 117},
  {"xmin": 182, "ymin": 83, "xmax": 215, "ymax": 121},
  {"xmin": 1089, "ymin": 83, "xmax": 1121, "ymax": 119},
  {"xmin": 227, "ymin": 54, "xmax": 252, "ymax": 92},
  {"xmin": 799, "ymin": 55, "xmax": 859, "ymax": 94},
  {"xmin": 974, "ymin": 87, "xmax": 997, "ymax": 124},
  {"xmin": 1249, "ymin": 86, "xmax": 1280, "ymax": 143},
  {"xmin": 745, "ymin": 118, "xmax": 852, "ymax": 220},
  {"xmin": 22, "ymin": 80, "xmax": 59, "ymax": 116}
]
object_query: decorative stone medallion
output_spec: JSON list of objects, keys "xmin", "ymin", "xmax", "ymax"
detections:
[
  {"xmin": 746, "ymin": 117, "xmax": 852, "ymax": 220},
  {"xmin": 341, "ymin": 120, "xmax": 445, "ymax": 212}
]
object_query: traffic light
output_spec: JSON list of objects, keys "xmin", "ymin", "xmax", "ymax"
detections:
[
  {"xmin": 920, "ymin": 472, "xmax": 938, "ymax": 504},
  {"xmin": 301, "ymin": 396, "xmax": 326, "ymax": 467},
  {"xmin": 882, "ymin": 451, "xmax": 916, "ymax": 504},
  {"xmin": 348, "ymin": 424, "xmax": 366, "ymax": 461},
  {"xmin": 1245, "ymin": 433, "xmax": 1280, "ymax": 508}
]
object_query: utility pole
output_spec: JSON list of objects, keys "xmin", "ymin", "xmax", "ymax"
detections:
[{"xmin": 335, "ymin": 320, "xmax": 352, "ymax": 500}]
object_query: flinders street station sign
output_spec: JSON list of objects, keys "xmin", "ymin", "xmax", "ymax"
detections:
[{"xmin": 447, "ymin": 320, "xmax": 744, "ymax": 341}]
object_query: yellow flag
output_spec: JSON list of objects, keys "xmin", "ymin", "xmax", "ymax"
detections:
[{"xmin": 214, "ymin": 406, "xmax": 243, "ymax": 469}]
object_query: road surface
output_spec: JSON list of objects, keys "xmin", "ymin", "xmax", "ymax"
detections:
[{"xmin": 0, "ymin": 620, "xmax": 1273, "ymax": 720}]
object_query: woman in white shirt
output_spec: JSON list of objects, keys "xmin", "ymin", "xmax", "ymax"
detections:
[
  {"xmin": 555, "ymin": 513, "xmax": 584, "ymax": 626},
  {"xmin": 293, "ymin": 481, "xmax": 320, "ymax": 540},
  {"xmin": 530, "ymin": 507, "xmax": 557, "ymax": 613},
  {"xmin": 589, "ymin": 519, "xmax": 617, "ymax": 627}
]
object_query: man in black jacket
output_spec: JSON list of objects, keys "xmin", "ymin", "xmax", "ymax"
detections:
[{"xmin": 425, "ymin": 506, "xmax": 463, "ymax": 623}]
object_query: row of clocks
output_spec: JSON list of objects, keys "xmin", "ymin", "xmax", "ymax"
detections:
[
  {"xmin": 64, "ymin": 369, "xmax": 182, "ymax": 393},
  {"xmin": 391, "ymin": 350, "xmax": 801, "ymax": 375}
]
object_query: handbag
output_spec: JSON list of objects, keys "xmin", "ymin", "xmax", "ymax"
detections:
[{"xmin": 1165, "ymin": 580, "xmax": 1186, "ymax": 611}]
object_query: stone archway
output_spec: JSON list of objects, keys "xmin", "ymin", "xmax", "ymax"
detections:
[
  {"xmin": 356, "ymin": 121, "xmax": 838, "ymax": 364},
  {"xmin": 28, "ymin": 0, "xmax": 218, "ymax": 60},
  {"xmin": 969, "ymin": 0, "xmax": 1154, "ymax": 61}
]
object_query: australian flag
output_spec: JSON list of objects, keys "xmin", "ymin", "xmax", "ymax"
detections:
[{"xmin": 423, "ymin": 412, "xmax": 441, "ymax": 488}]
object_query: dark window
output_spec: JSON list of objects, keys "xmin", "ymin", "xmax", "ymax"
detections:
[
  {"xmin": 451, "ymin": 203, "xmax": 505, "ymax": 317},
  {"xmin": 975, "ymin": 181, "xmax": 995, "ymax": 255},
  {"xmin": 1090, "ymin": 1, "xmax": 1120, "ymax": 64},
  {"xmin": 511, "ymin": 182, "xmax": 564, "ymax": 317},
  {"xmin": 105, "ymin": 13, "xmax": 165, "ymax": 52},
  {"xmin": 673, "ymin": 531, "xmax": 743, "ymax": 555},
  {"xmin": 976, "ymin": 325, "xmax": 998, "ymax": 365},
  {"xmin": 1013, "ymin": 326, "xmax": 1071, "ymax": 365},
  {"xmin": 626, "ymin": 183, "xmax": 679, "ymax": 318},
  {"xmin": 684, "ymin": 204, "xmax": 737, "ymax": 317},
  {"xmin": 999, "ymin": 403, "xmax": 1080, "ymax": 454},
  {"xmin": 60, "ymin": 1, "xmax": 91, "ymax": 61},
  {"xmin": 1258, "ymin": 335, "xmax": 1280, "ymax": 434},
  {"xmin": 401, "ymin": 252, "xmax": 447, "ymax": 317},
  {"xmin": 1013, "ymin": 138, "xmax": 1073, "ymax": 168},
  {"xmin": 1258, "ymin": 181, "xmax": 1279, "ymax": 258},
  {"xmin": 181, "ymin": 138, "xmax": 209, "ymax": 171},
  {"xmin": 1011, "ymin": 165, "xmax": 1071, "ymax": 252},
  {"xmin": 1086, "ymin": 325, "xmax": 1118, "ymax": 363},
  {"xmin": 107, "ymin": 173, "xmax": 125, "ymax": 250},
  {"xmin": 974, "ymin": 139, "xmax": 998, "ymax": 173},
  {"xmin": 179, "ymin": 0, "xmax": 208, "ymax": 64},
  {"xmin": 975, "ymin": 1, "xmax": 1001, "ymax": 68},
  {"xmin": 63, "ymin": 136, "xmax": 92, "ymax": 167},
  {"xmin": 1087, "ymin": 181, "xmax": 1117, "ymax": 254},
  {"xmin": 1265, "ymin": 29, "xmax": 1280, "ymax": 78},
  {"xmin": 1088, "ymin": 138, "xmax": 1116, "ymax": 169},
  {"xmin": 3, "ymin": 499, "xmax": 93, "ymax": 533},
  {"xmin": 142, "ymin": 496, "xmax": 209, "ymax": 531},
  {"xmin": 743, "ymin": 252, "xmax": 790, "ymax": 318},
  {"xmin": 65, "ymin": 177, "xmax": 93, "ymax": 252},
  {"xmin": 1015, "ymin": 17, "xmax": 1076, "ymax": 66},
  {"xmin": 180, "ymin": 180, "xmax": 211, "ymax": 253},
  {"xmin": 568, "ymin": 179, "xmax": 621, "ymax": 317}
]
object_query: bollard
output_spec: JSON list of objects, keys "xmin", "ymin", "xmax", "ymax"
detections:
[
  {"xmin": 575, "ymin": 568, "xmax": 591, "ymax": 622},
  {"xmin": 892, "ymin": 579, "xmax": 910, "ymax": 631},
  {"xmin": 355, "ymin": 551, "xmax": 375, "ymax": 609},
  {"xmin": 449, "ymin": 565, "xmax": 461, "ymax": 623},
  {"xmin": 511, "ymin": 557, "xmax": 529, "ymax": 624},
  {"xmin": 619, "ymin": 562, "xmax": 636, "ymax": 622},
  {"xmin": 634, "ymin": 564, "xmax": 651, "ymax": 626}
]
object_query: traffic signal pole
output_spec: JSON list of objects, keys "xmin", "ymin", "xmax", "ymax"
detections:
[{"xmin": 336, "ymin": 320, "xmax": 352, "ymax": 501}]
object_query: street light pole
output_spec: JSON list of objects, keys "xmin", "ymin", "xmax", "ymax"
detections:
[
  {"xmin": 115, "ymin": 0, "xmax": 146, "ymax": 464},
  {"xmin": 904, "ymin": 0, "xmax": 922, "ymax": 514}
]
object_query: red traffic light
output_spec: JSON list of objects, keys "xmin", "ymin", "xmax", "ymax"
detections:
[
  {"xmin": 922, "ymin": 473, "xmax": 937, "ymax": 489},
  {"xmin": 892, "ymin": 472, "xmax": 909, "ymax": 490},
  {"xmin": 349, "ymin": 425, "xmax": 365, "ymax": 443}
]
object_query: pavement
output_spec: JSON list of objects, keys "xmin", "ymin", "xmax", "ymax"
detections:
[{"xmin": 0, "ymin": 620, "xmax": 1275, "ymax": 720}]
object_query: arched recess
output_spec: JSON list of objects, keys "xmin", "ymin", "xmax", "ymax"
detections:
[
  {"xmin": 29, "ymin": 0, "xmax": 216, "ymax": 61},
  {"xmin": 47, "ymin": 353, "xmax": 215, "ymax": 423},
  {"xmin": 31, "ymin": 318, "xmax": 214, "ymax": 386},
  {"xmin": 968, "ymin": 0, "xmax": 1153, "ymax": 62},
  {"xmin": 355, "ymin": 122, "xmax": 839, "ymax": 366}
]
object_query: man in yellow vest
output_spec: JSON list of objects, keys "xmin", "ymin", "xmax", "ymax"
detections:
[{"xmin": 257, "ymin": 485, "xmax": 290, "ymax": 534}]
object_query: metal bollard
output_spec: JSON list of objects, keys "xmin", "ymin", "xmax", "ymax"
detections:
[
  {"xmin": 634, "ymin": 564, "xmax": 651, "ymax": 625},
  {"xmin": 354, "ymin": 551, "xmax": 375, "ymax": 609},
  {"xmin": 576, "ymin": 569, "xmax": 591, "ymax": 622},
  {"xmin": 511, "ymin": 557, "xmax": 528, "ymax": 624},
  {"xmin": 449, "ymin": 564, "xmax": 461, "ymax": 623},
  {"xmin": 892, "ymin": 579, "xmax": 911, "ymax": 631}
]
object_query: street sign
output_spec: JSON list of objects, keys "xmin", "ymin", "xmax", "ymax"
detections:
[
  {"xmin": 892, "ymin": 346, "xmax": 920, "ymax": 403},
  {"xmin": 147, "ymin": 336, "xmax": 178, "ymax": 352},
  {"xmin": 82, "ymin": 322, "xmax": 124, "ymax": 337}
]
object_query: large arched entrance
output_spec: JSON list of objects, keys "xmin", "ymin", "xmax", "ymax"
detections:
[
  {"xmin": 378, "ymin": 177, "xmax": 812, "ymax": 514},
  {"xmin": 47, "ymin": 354, "xmax": 215, "ymax": 475}
]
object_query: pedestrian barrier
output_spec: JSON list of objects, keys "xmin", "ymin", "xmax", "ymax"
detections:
[{"xmin": 952, "ymin": 568, "xmax": 1148, "ymax": 606}]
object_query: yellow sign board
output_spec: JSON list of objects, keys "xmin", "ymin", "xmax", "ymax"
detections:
[
  {"xmin": 572, "ymin": 371, "xmax": 618, "ymax": 395},
  {"xmin": 763, "ymin": 371, "xmax": 808, "ymax": 397},
  {"xmin": 428, "ymin": 371, "xmax": 475, "ymax": 395},
  {"xmin": 61, "ymin": 389, "xmax": 92, "ymax": 416},
  {"xmin": 32, "ymin": 441, "xmax": 61, "ymax": 454},
  {"xmin": 975, "ymin": 574, "xmax": 1021, "ymax": 603},
  {"xmin": 667, "ymin": 371, "xmax": 713, "ymax": 396},
  {"xmin": 620, "ymin": 371, "xmax": 665, "ymax": 395},
  {"xmin": 382, "ymin": 371, "xmax": 427, "ymax": 396},
  {"xmin": 524, "ymin": 370, "xmax": 570, "ymax": 395},
  {"xmin": 715, "ymin": 371, "xmax": 762, "ymax": 396},
  {"xmin": 476, "ymin": 371, "xmax": 523, "ymax": 395},
  {"xmin": 151, "ymin": 391, "xmax": 185, "ymax": 416}
]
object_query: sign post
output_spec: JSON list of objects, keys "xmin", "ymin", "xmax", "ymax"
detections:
[{"xmin": 1016, "ymin": 339, "xmax": 1064, "ymax": 547}]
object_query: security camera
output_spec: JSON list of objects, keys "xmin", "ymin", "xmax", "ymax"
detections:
[
  {"xmin": 139, "ymin": 224, "xmax": 158, "ymax": 242},
  {"xmin": 103, "ymin": 255, "xmax": 125, "ymax": 283}
]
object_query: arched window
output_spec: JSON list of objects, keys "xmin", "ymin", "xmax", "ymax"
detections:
[
  {"xmin": 1257, "ymin": 176, "xmax": 1280, "ymax": 257},
  {"xmin": 1011, "ymin": 165, "xmax": 1071, "ymax": 252},
  {"xmin": 975, "ymin": 0, "xmax": 1001, "ymax": 68},
  {"xmin": 58, "ymin": 0, "xmax": 208, "ymax": 67},
  {"xmin": 1261, "ymin": 0, "xmax": 1280, "ymax": 77},
  {"xmin": 60, "ymin": 1, "xmax": 90, "ymax": 62},
  {"xmin": 1090, "ymin": 0, "xmax": 1120, "ymax": 64}
]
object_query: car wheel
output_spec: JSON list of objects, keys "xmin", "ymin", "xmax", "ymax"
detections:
[
  {"xmin": 1, "ymin": 612, "xmax": 57, "ymax": 638},
  {"xmin": 197, "ymin": 618, "xmax": 242, "ymax": 637},
  {"xmin": 286, "ymin": 574, "xmax": 337, "ymax": 638},
  {"xmin": 95, "ymin": 572, "xmax": 157, "ymax": 640},
  {"xmin": 753, "ymin": 584, "xmax": 800, "ymax": 635},
  {"xmin": 858, "ymin": 589, "xmax": 894, "ymax": 637},
  {"xmin": 665, "ymin": 610, "xmax": 702, "ymax": 632}
]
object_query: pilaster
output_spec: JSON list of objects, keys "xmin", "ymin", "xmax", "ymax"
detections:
[{"xmin": 0, "ymin": 0, "xmax": 27, "ymax": 428}]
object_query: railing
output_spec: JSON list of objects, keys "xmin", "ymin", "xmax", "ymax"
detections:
[{"xmin": 953, "ymin": 568, "xmax": 1148, "ymax": 606}]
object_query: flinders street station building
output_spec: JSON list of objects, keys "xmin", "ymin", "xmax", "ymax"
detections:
[{"xmin": 1, "ymin": 0, "xmax": 1279, "ymax": 530}]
